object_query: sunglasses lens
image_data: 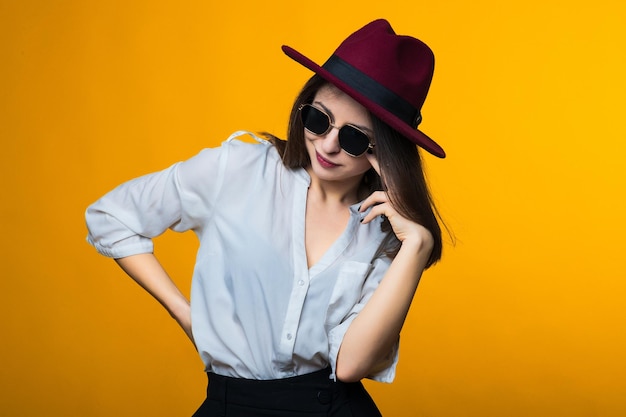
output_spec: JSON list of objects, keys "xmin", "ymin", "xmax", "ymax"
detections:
[
  {"xmin": 300, "ymin": 105, "xmax": 330, "ymax": 135},
  {"xmin": 300, "ymin": 104, "xmax": 372, "ymax": 157},
  {"xmin": 338, "ymin": 127, "xmax": 370, "ymax": 156}
]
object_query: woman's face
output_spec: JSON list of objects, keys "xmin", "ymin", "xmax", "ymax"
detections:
[{"xmin": 304, "ymin": 85, "xmax": 374, "ymax": 187}]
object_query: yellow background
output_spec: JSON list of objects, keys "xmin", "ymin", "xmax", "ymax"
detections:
[{"xmin": 1, "ymin": 1, "xmax": 625, "ymax": 416}]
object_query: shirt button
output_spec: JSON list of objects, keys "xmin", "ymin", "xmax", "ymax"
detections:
[
  {"xmin": 286, "ymin": 333, "xmax": 293, "ymax": 340},
  {"xmin": 298, "ymin": 279, "xmax": 305, "ymax": 286},
  {"xmin": 317, "ymin": 390, "xmax": 332, "ymax": 404}
]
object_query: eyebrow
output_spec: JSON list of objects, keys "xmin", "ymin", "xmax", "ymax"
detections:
[{"xmin": 313, "ymin": 100, "xmax": 374, "ymax": 134}]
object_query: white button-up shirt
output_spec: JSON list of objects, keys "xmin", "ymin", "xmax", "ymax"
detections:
[{"xmin": 86, "ymin": 131, "xmax": 398, "ymax": 382}]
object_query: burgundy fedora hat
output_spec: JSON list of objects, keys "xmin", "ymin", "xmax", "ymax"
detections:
[{"xmin": 282, "ymin": 19, "xmax": 445, "ymax": 158}]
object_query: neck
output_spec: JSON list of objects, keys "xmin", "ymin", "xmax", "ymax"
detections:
[{"xmin": 305, "ymin": 168, "xmax": 364, "ymax": 207}]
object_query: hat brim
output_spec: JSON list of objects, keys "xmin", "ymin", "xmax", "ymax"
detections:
[{"xmin": 282, "ymin": 45, "xmax": 445, "ymax": 158}]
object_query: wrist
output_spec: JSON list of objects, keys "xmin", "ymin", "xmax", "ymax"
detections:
[
  {"xmin": 400, "ymin": 235, "xmax": 431, "ymax": 252},
  {"xmin": 398, "ymin": 232, "xmax": 434, "ymax": 262},
  {"xmin": 167, "ymin": 295, "xmax": 190, "ymax": 321}
]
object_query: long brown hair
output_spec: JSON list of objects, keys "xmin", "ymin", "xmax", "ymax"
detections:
[{"xmin": 269, "ymin": 74, "xmax": 444, "ymax": 268}]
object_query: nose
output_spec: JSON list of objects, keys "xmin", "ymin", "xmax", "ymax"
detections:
[{"xmin": 320, "ymin": 125, "xmax": 341, "ymax": 154}]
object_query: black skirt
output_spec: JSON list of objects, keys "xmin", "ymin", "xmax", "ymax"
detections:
[{"xmin": 192, "ymin": 368, "xmax": 382, "ymax": 417}]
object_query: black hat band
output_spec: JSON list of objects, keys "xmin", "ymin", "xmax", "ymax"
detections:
[{"xmin": 322, "ymin": 55, "xmax": 422, "ymax": 128}]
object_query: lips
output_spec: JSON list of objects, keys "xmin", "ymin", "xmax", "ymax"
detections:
[{"xmin": 315, "ymin": 151, "xmax": 340, "ymax": 168}]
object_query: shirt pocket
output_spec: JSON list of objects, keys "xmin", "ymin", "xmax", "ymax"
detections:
[{"xmin": 324, "ymin": 261, "xmax": 373, "ymax": 331}]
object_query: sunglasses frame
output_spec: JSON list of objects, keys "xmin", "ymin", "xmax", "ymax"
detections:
[{"xmin": 298, "ymin": 104, "xmax": 375, "ymax": 157}]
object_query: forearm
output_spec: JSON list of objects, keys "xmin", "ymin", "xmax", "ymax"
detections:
[
  {"xmin": 336, "ymin": 239, "xmax": 429, "ymax": 382},
  {"xmin": 115, "ymin": 253, "xmax": 193, "ymax": 343}
]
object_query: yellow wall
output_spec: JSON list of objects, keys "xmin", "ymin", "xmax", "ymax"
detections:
[{"xmin": 1, "ymin": 1, "xmax": 625, "ymax": 416}]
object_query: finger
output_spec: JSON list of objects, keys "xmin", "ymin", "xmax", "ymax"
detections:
[
  {"xmin": 359, "ymin": 190, "xmax": 388, "ymax": 212},
  {"xmin": 361, "ymin": 202, "xmax": 393, "ymax": 224}
]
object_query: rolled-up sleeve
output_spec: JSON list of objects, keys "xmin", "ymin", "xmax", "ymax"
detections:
[
  {"xmin": 85, "ymin": 146, "xmax": 226, "ymax": 259},
  {"xmin": 327, "ymin": 256, "xmax": 399, "ymax": 383}
]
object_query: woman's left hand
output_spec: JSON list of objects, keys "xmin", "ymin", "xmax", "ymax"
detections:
[
  {"xmin": 360, "ymin": 154, "xmax": 434, "ymax": 251},
  {"xmin": 359, "ymin": 190, "xmax": 433, "ymax": 248}
]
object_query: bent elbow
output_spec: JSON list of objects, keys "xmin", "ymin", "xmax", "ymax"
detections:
[{"xmin": 335, "ymin": 362, "xmax": 367, "ymax": 383}]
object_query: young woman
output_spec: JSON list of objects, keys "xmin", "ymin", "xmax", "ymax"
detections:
[{"xmin": 86, "ymin": 19, "xmax": 446, "ymax": 416}]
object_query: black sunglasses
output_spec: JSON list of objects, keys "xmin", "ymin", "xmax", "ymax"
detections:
[{"xmin": 298, "ymin": 104, "xmax": 374, "ymax": 157}]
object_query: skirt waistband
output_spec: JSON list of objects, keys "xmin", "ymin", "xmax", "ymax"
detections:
[{"xmin": 207, "ymin": 368, "xmax": 337, "ymax": 413}]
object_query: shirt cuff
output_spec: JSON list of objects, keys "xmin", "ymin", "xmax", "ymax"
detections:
[
  {"xmin": 86, "ymin": 235, "xmax": 154, "ymax": 259},
  {"xmin": 327, "ymin": 318, "xmax": 400, "ymax": 383}
]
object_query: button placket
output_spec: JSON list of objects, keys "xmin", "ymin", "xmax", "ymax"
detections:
[
  {"xmin": 276, "ymin": 272, "xmax": 309, "ymax": 369},
  {"xmin": 275, "ymin": 183, "xmax": 311, "ymax": 369}
]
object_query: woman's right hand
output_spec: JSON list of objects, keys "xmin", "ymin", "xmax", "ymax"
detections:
[
  {"xmin": 115, "ymin": 253, "xmax": 195, "ymax": 348},
  {"xmin": 170, "ymin": 298, "xmax": 195, "ymax": 346}
]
